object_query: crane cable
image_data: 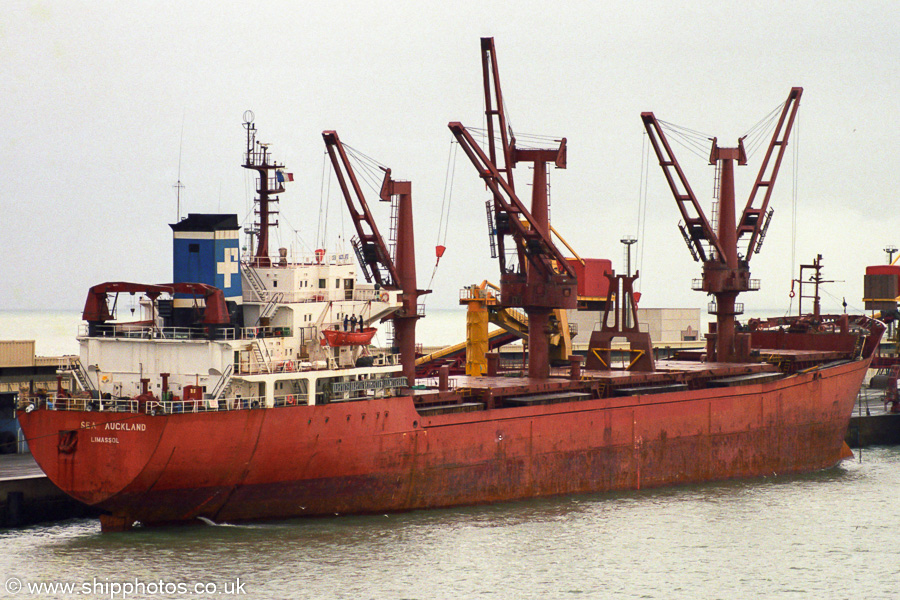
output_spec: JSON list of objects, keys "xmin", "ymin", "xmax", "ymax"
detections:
[
  {"xmin": 437, "ymin": 138, "xmax": 457, "ymax": 250},
  {"xmin": 423, "ymin": 139, "xmax": 458, "ymax": 305},
  {"xmin": 635, "ymin": 131, "xmax": 651, "ymax": 290},
  {"xmin": 317, "ymin": 150, "xmax": 331, "ymax": 250},
  {"xmin": 791, "ymin": 114, "xmax": 801, "ymax": 305}
]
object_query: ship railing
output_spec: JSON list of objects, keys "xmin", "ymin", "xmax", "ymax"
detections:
[
  {"xmin": 234, "ymin": 356, "xmax": 319, "ymax": 375},
  {"xmin": 80, "ymin": 324, "xmax": 246, "ymax": 342},
  {"xmin": 24, "ymin": 386, "xmax": 424, "ymax": 415},
  {"xmin": 355, "ymin": 288, "xmax": 385, "ymax": 302},
  {"xmin": 20, "ymin": 394, "xmax": 139, "ymax": 414},
  {"xmin": 149, "ymin": 392, "xmax": 311, "ymax": 414},
  {"xmin": 373, "ymin": 352, "xmax": 401, "ymax": 366},
  {"xmin": 459, "ymin": 286, "xmax": 499, "ymax": 303},
  {"xmin": 19, "ymin": 392, "xmax": 319, "ymax": 415},
  {"xmin": 148, "ymin": 396, "xmax": 239, "ymax": 413},
  {"xmin": 244, "ymin": 288, "xmax": 385, "ymax": 305},
  {"xmin": 241, "ymin": 325, "xmax": 295, "ymax": 340},
  {"xmin": 498, "ymin": 358, "xmax": 525, "ymax": 374},
  {"xmin": 271, "ymin": 393, "xmax": 310, "ymax": 407},
  {"xmin": 234, "ymin": 351, "xmax": 402, "ymax": 376},
  {"xmin": 420, "ymin": 376, "xmax": 459, "ymax": 390},
  {"xmin": 43, "ymin": 355, "xmax": 80, "ymax": 370},
  {"xmin": 707, "ymin": 302, "xmax": 745, "ymax": 316},
  {"xmin": 242, "ymin": 252, "xmax": 354, "ymax": 269}
]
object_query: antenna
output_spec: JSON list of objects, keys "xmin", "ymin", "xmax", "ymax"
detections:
[{"xmin": 173, "ymin": 111, "xmax": 186, "ymax": 221}]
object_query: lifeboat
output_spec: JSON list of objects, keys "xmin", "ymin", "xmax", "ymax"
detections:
[{"xmin": 321, "ymin": 326, "xmax": 377, "ymax": 347}]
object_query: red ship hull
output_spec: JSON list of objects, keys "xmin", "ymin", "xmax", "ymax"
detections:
[{"xmin": 18, "ymin": 355, "xmax": 870, "ymax": 528}]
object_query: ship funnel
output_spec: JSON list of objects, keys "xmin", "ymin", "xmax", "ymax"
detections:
[{"xmin": 169, "ymin": 214, "xmax": 243, "ymax": 327}]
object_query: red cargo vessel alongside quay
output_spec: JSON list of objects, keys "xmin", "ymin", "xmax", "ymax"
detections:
[{"xmin": 18, "ymin": 40, "xmax": 884, "ymax": 531}]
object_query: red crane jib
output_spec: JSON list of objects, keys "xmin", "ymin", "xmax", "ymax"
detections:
[{"xmin": 82, "ymin": 282, "xmax": 230, "ymax": 325}]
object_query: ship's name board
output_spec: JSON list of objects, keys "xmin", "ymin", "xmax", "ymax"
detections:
[
  {"xmin": 331, "ymin": 377, "xmax": 407, "ymax": 394},
  {"xmin": 81, "ymin": 421, "xmax": 147, "ymax": 432}
]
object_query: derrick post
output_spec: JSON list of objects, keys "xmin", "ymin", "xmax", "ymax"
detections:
[
  {"xmin": 706, "ymin": 144, "xmax": 744, "ymax": 363},
  {"xmin": 390, "ymin": 179, "xmax": 420, "ymax": 388},
  {"xmin": 525, "ymin": 160, "xmax": 552, "ymax": 378}
]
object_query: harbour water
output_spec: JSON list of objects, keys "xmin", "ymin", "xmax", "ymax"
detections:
[
  {"xmin": 2, "ymin": 309, "xmax": 898, "ymax": 599},
  {"xmin": 1, "ymin": 448, "xmax": 899, "ymax": 599}
]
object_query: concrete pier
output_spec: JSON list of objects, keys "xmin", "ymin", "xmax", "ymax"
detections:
[
  {"xmin": 0, "ymin": 454, "xmax": 97, "ymax": 527},
  {"xmin": 846, "ymin": 387, "xmax": 900, "ymax": 447}
]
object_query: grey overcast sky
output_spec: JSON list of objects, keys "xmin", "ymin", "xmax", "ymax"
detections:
[{"xmin": 1, "ymin": 1, "xmax": 897, "ymax": 315}]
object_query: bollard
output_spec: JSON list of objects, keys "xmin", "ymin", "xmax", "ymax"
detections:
[
  {"xmin": 439, "ymin": 365, "xmax": 450, "ymax": 391},
  {"xmin": 569, "ymin": 355, "xmax": 584, "ymax": 380},
  {"xmin": 486, "ymin": 353, "xmax": 499, "ymax": 377}
]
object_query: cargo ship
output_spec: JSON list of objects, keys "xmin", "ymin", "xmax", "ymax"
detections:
[{"xmin": 18, "ymin": 40, "xmax": 884, "ymax": 531}]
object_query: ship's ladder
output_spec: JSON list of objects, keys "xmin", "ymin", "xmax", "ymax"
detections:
[
  {"xmin": 64, "ymin": 358, "xmax": 96, "ymax": 393},
  {"xmin": 243, "ymin": 265, "xmax": 268, "ymax": 302},
  {"xmin": 258, "ymin": 292, "xmax": 284, "ymax": 322},
  {"xmin": 252, "ymin": 340, "xmax": 273, "ymax": 374},
  {"xmin": 210, "ymin": 364, "xmax": 234, "ymax": 401},
  {"xmin": 388, "ymin": 194, "xmax": 399, "ymax": 264},
  {"xmin": 290, "ymin": 379, "xmax": 307, "ymax": 405},
  {"xmin": 350, "ymin": 235, "xmax": 393, "ymax": 286},
  {"xmin": 384, "ymin": 319, "xmax": 395, "ymax": 350},
  {"xmin": 485, "ymin": 200, "xmax": 498, "ymax": 259}
]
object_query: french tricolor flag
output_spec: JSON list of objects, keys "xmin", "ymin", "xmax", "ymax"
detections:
[{"xmin": 276, "ymin": 170, "xmax": 294, "ymax": 183}]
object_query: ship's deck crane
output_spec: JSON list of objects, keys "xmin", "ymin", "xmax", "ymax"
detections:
[
  {"xmin": 322, "ymin": 131, "xmax": 427, "ymax": 387},
  {"xmin": 449, "ymin": 37, "xmax": 577, "ymax": 379},
  {"xmin": 641, "ymin": 87, "xmax": 802, "ymax": 362}
]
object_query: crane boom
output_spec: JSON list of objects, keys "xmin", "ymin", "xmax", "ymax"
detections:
[
  {"xmin": 481, "ymin": 37, "xmax": 515, "ymax": 190},
  {"xmin": 448, "ymin": 122, "xmax": 576, "ymax": 282},
  {"xmin": 641, "ymin": 112, "xmax": 726, "ymax": 263},
  {"xmin": 738, "ymin": 87, "xmax": 803, "ymax": 256},
  {"xmin": 322, "ymin": 130, "xmax": 401, "ymax": 289}
]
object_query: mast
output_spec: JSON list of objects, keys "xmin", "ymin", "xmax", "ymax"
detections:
[{"xmin": 242, "ymin": 110, "xmax": 285, "ymax": 267}]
